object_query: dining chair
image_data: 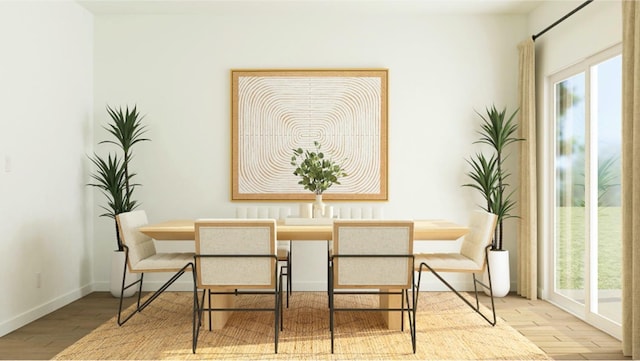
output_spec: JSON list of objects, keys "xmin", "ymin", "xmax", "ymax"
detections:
[
  {"xmin": 326, "ymin": 207, "xmax": 384, "ymax": 304},
  {"xmin": 236, "ymin": 206, "xmax": 293, "ymax": 307},
  {"xmin": 115, "ymin": 210, "xmax": 195, "ymax": 326},
  {"xmin": 192, "ymin": 219, "xmax": 283, "ymax": 354},
  {"xmin": 414, "ymin": 210, "xmax": 499, "ymax": 326},
  {"xmin": 329, "ymin": 220, "xmax": 416, "ymax": 353}
]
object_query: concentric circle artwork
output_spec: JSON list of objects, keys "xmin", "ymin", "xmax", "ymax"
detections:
[{"xmin": 232, "ymin": 69, "xmax": 387, "ymax": 201}]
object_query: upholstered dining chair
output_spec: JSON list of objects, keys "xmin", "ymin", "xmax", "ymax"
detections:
[
  {"xmin": 236, "ymin": 207, "xmax": 292, "ymax": 307},
  {"xmin": 115, "ymin": 210, "xmax": 195, "ymax": 326},
  {"xmin": 192, "ymin": 219, "xmax": 283, "ymax": 354},
  {"xmin": 329, "ymin": 220, "xmax": 417, "ymax": 353},
  {"xmin": 414, "ymin": 210, "xmax": 498, "ymax": 326},
  {"xmin": 326, "ymin": 207, "xmax": 384, "ymax": 304}
]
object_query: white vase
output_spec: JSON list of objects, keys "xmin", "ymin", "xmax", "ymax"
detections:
[
  {"xmin": 313, "ymin": 194, "xmax": 325, "ymax": 218},
  {"xmin": 110, "ymin": 250, "xmax": 139, "ymax": 298},
  {"xmin": 483, "ymin": 249, "xmax": 510, "ymax": 297}
]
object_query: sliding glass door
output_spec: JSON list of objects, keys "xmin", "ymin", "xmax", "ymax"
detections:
[{"xmin": 549, "ymin": 44, "xmax": 621, "ymax": 338}]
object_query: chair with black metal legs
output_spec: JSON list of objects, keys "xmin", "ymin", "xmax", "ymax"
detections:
[
  {"xmin": 329, "ymin": 220, "xmax": 417, "ymax": 354},
  {"xmin": 192, "ymin": 219, "xmax": 283, "ymax": 354},
  {"xmin": 115, "ymin": 210, "xmax": 195, "ymax": 326},
  {"xmin": 237, "ymin": 207, "xmax": 293, "ymax": 308},
  {"xmin": 414, "ymin": 210, "xmax": 499, "ymax": 326},
  {"xmin": 326, "ymin": 207, "xmax": 384, "ymax": 307}
]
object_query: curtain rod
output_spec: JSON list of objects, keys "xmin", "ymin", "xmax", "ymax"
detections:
[{"xmin": 532, "ymin": 0, "xmax": 593, "ymax": 41}]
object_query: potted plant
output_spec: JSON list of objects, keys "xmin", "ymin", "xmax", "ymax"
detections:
[
  {"xmin": 291, "ymin": 141, "xmax": 347, "ymax": 217},
  {"xmin": 463, "ymin": 105, "xmax": 522, "ymax": 297},
  {"xmin": 88, "ymin": 105, "xmax": 149, "ymax": 297}
]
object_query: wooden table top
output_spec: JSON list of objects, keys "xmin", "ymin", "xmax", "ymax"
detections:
[{"xmin": 139, "ymin": 219, "xmax": 468, "ymax": 241}]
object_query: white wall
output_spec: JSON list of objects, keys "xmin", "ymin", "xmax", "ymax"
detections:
[
  {"xmin": 528, "ymin": 0, "xmax": 622, "ymax": 297},
  {"xmin": 0, "ymin": 1, "xmax": 94, "ymax": 336},
  {"xmin": 92, "ymin": 5, "xmax": 528, "ymax": 291}
]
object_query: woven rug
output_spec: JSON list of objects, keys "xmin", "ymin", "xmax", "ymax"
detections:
[{"xmin": 53, "ymin": 291, "xmax": 550, "ymax": 360}]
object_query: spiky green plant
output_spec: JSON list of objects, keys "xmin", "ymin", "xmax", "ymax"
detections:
[
  {"xmin": 291, "ymin": 141, "xmax": 347, "ymax": 195},
  {"xmin": 102, "ymin": 105, "xmax": 149, "ymax": 209},
  {"xmin": 464, "ymin": 105, "xmax": 523, "ymax": 250},
  {"xmin": 88, "ymin": 105, "xmax": 149, "ymax": 251},
  {"xmin": 463, "ymin": 153, "xmax": 499, "ymax": 212}
]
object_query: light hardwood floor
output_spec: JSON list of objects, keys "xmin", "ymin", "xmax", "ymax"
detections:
[{"xmin": 0, "ymin": 292, "xmax": 629, "ymax": 360}]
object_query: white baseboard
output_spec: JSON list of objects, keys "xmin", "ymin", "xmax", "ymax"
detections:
[{"xmin": 0, "ymin": 284, "xmax": 93, "ymax": 337}]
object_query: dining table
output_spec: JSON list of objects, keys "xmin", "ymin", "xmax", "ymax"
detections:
[
  {"xmin": 139, "ymin": 219, "xmax": 468, "ymax": 241},
  {"xmin": 138, "ymin": 218, "xmax": 469, "ymax": 330}
]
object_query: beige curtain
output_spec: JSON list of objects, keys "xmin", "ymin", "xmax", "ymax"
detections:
[
  {"xmin": 517, "ymin": 38, "xmax": 537, "ymax": 300},
  {"xmin": 622, "ymin": 1, "xmax": 640, "ymax": 358}
]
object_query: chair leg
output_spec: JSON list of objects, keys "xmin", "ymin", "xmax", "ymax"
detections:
[
  {"xmin": 280, "ymin": 271, "xmax": 284, "ymax": 332},
  {"xmin": 117, "ymin": 249, "xmax": 144, "ymax": 326},
  {"xmin": 138, "ymin": 263, "xmax": 193, "ymax": 312},
  {"xmin": 287, "ymin": 245, "xmax": 292, "ymax": 307},
  {"xmin": 274, "ymin": 271, "xmax": 283, "ymax": 354},
  {"xmin": 326, "ymin": 242, "xmax": 332, "ymax": 309},
  {"xmin": 118, "ymin": 259, "xmax": 194, "ymax": 326},
  {"xmin": 192, "ymin": 277, "xmax": 205, "ymax": 354},
  {"xmin": 418, "ymin": 262, "xmax": 496, "ymax": 326},
  {"xmin": 280, "ymin": 252, "xmax": 291, "ymax": 308},
  {"xmin": 404, "ymin": 288, "xmax": 417, "ymax": 353},
  {"xmin": 471, "ymin": 246, "xmax": 497, "ymax": 325},
  {"xmin": 401, "ymin": 289, "xmax": 405, "ymax": 332},
  {"xmin": 207, "ymin": 289, "xmax": 212, "ymax": 331},
  {"xmin": 472, "ymin": 273, "xmax": 497, "ymax": 325},
  {"xmin": 329, "ymin": 261, "xmax": 335, "ymax": 354}
]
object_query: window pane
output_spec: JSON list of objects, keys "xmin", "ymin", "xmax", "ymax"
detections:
[
  {"xmin": 555, "ymin": 72, "xmax": 586, "ymax": 305},
  {"xmin": 593, "ymin": 55, "xmax": 622, "ymax": 324}
]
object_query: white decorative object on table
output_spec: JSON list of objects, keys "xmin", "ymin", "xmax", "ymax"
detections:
[
  {"xmin": 324, "ymin": 206, "xmax": 334, "ymax": 219},
  {"xmin": 299, "ymin": 203, "xmax": 313, "ymax": 218},
  {"xmin": 313, "ymin": 194, "xmax": 325, "ymax": 218},
  {"xmin": 284, "ymin": 217, "xmax": 334, "ymax": 226},
  {"xmin": 279, "ymin": 207, "xmax": 291, "ymax": 219}
]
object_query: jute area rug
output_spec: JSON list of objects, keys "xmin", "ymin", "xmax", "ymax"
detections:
[{"xmin": 54, "ymin": 291, "xmax": 550, "ymax": 360}]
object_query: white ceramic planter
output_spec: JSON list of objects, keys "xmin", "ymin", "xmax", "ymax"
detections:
[
  {"xmin": 110, "ymin": 250, "xmax": 139, "ymax": 298},
  {"xmin": 483, "ymin": 249, "xmax": 510, "ymax": 297}
]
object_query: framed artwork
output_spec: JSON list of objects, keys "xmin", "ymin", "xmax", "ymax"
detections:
[{"xmin": 231, "ymin": 69, "xmax": 388, "ymax": 201}]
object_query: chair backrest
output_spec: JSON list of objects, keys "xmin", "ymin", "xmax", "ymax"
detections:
[
  {"xmin": 459, "ymin": 210, "xmax": 498, "ymax": 269},
  {"xmin": 332, "ymin": 220, "xmax": 414, "ymax": 289},
  {"xmin": 195, "ymin": 219, "xmax": 277, "ymax": 289},
  {"xmin": 116, "ymin": 210, "xmax": 157, "ymax": 271}
]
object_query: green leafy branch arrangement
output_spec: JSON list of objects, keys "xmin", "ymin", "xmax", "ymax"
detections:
[{"xmin": 290, "ymin": 141, "xmax": 347, "ymax": 195}]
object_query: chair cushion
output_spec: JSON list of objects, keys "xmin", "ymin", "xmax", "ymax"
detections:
[
  {"xmin": 132, "ymin": 252, "xmax": 194, "ymax": 272},
  {"xmin": 414, "ymin": 253, "xmax": 482, "ymax": 272}
]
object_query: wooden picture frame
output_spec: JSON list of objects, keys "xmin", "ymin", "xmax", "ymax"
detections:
[{"xmin": 231, "ymin": 69, "xmax": 388, "ymax": 201}]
